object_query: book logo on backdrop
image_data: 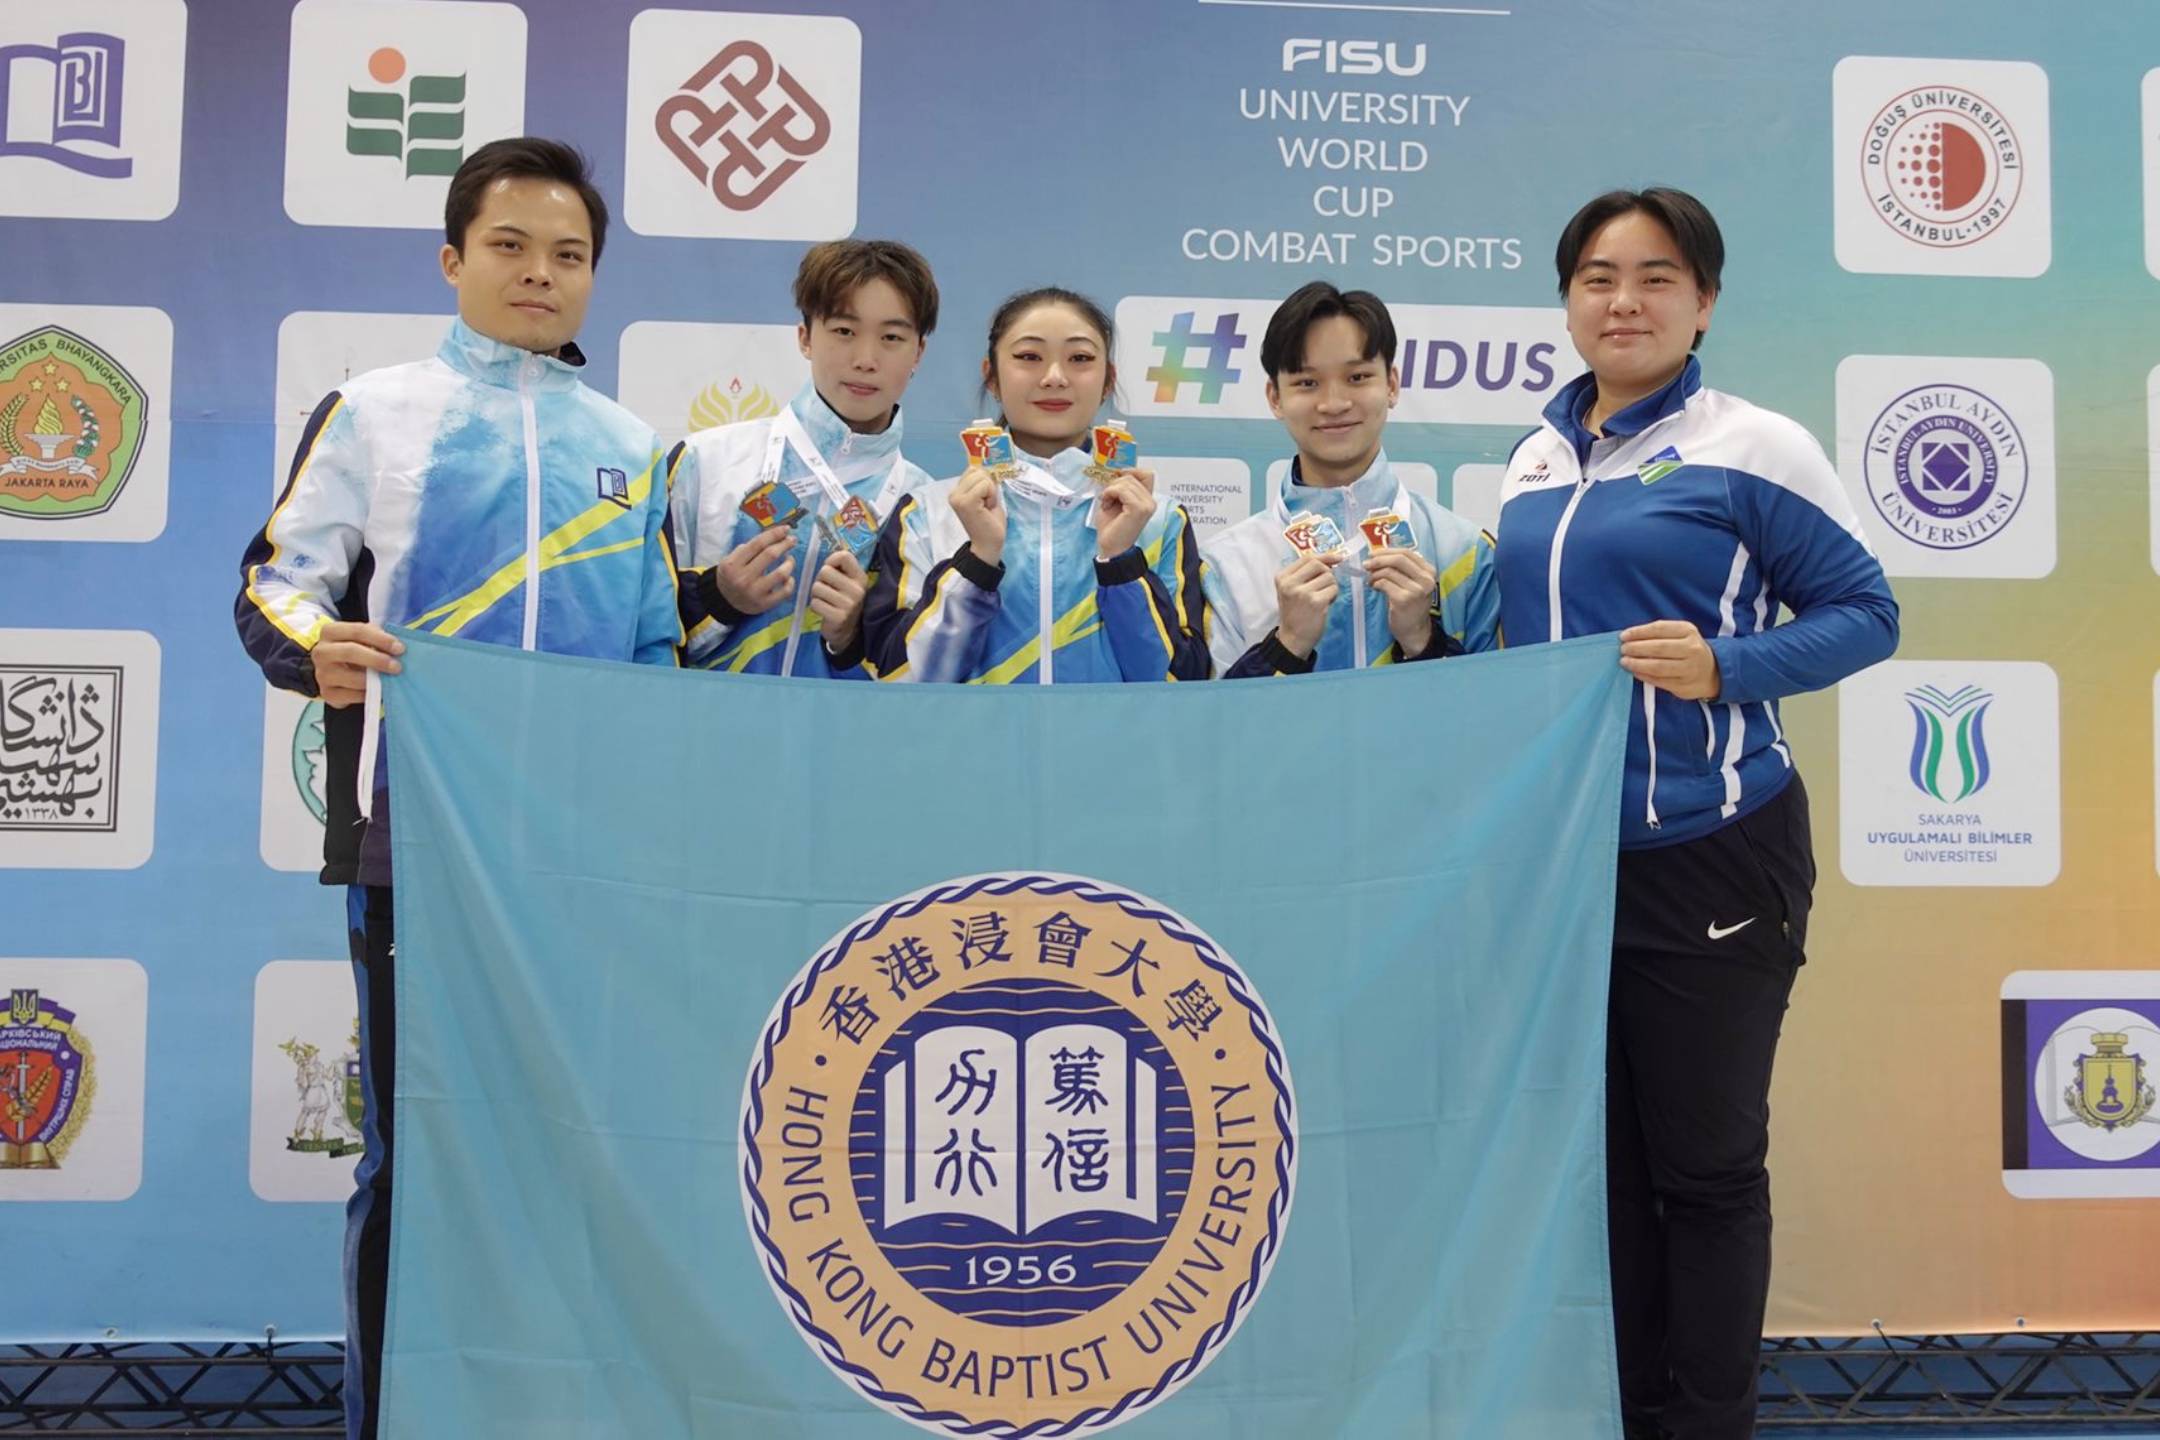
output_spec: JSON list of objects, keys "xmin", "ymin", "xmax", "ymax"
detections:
[
  {"xmin": 0, "ymin": 988, "xmax": 97, "ymax": 1170},
  {"xmin": 0, "ymin": 327, "xmax": 146, "ymax": 522},
  {"xmin": 0, "ymin": 663, "xmax": 123, "ymax": 832},
  {"xmin": 741, "ymin": 874, "xmax": 1296, "ymax": 1436},
  {"xmin": 1863, "ymin": 383, "xmax": 2028, "ymax": 549},
  {"xmin": 284, "ymin": 0, "xmax": 525, "ymax": 230},
  {"xmin": 344, "ymin": 46, "xmax": 465, "ymax": 178},
  {"xmin": 0, "ymin": 32, "xmax": 130, "ymax": 177}
]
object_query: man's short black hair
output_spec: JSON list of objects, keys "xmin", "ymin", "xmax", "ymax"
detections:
[
  {"xmin": 444, "ymin": 137, "xmax": 609, "ymax": 265},
  {"xmin": 1260, "ymin": 281, "xmax": 1396, "ymax": 380},
  {"xmin": 1554, "ymin": 186, "xmax": 1724, "ymax": 301}
]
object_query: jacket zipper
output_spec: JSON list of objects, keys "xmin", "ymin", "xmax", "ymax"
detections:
[
  {"xmin": 518, "ymin": 354, "xmax": 542, "ymax": 651},
  {"xmin": 1037, "ymin": 495, "xmax": 1054, "ymax": 683}
]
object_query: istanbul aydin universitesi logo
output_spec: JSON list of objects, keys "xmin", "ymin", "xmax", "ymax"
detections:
[
  {"xmin": 741, "ymin": 874, "xmax": 1295, "ymax": 1436},
  {"xmin": 1837, "ymin": 356, "xmax": 2055, "ymax": 579},
  {"xmin": 1833, "ymin": 57, "xmax": 2050, "ymax": 278}
]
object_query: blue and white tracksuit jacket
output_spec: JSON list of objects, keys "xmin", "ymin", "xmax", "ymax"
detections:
[
  {"xmin": 1203, "ymin": 451, "xmax": 1501, "ymax": 676},
  {"xmin": 862, "ymin": 447, "xmax": 1210, "ymax": 683},
  {"xmin": 234, "ymin": 318, "xmax": 682, "ymax": 886},
  {"xmin": 1496, "ymin": 358, "xmax": 1898, "ymax": 849},
  {"xmin": 669, "ymin": 384, "xmax": 934, "ymax": 678}
]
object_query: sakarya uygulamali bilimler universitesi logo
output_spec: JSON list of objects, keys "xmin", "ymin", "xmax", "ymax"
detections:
[{"xmin": 741, "ymin": 874, "xmax": 1296, "ymax": 1436}]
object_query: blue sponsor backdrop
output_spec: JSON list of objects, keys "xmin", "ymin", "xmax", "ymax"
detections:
[{"xmin": 3, "ymin": 0, "xmax": 2158, "ymax": 1340}]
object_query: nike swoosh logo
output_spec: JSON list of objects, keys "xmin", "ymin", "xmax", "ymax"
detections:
[{"xmin": 1707, "ymin": 919, "xmax": 1756, "ymax": 941}]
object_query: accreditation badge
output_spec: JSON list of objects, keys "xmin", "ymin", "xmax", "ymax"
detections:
[{"xmin": 740, "ymin": 873, "xmax": 1297, "ymax": 1436}]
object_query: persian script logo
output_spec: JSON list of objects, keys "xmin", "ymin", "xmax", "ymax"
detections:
[
  {"xmin": 277, "ymin": 1017, "xmax": 363, "ymax": 1159},
  {"xmin": 688, "ymin": 375, "xmax": 781, "ymax": 431},
  {"xmin": 291, "ymin": 699, "xmax": 327, "ymax": 824},
  {"xmin": 1147, "ymin": 312, "xmax": 1247, "ymax": 405},
  {"xmin": 1905, "ymin": 683, "xmax": 1992, "ymax": 803},
  {"xmin": 0, "ymin": 32, "xmax": 130, "ymax": 177},
  {"xmin": 742, "ymin": 874, "xmax": 1296, "ymax": 1436},
  {"xmin": 0, "ymin": 666, "xmax": 123, "ymax": 831},
  {"xmin": 345, "ymin": 47, "xmax": 466, "ymax": 177},
  {"xmin": 0, "ymin": 988, "xmax": 96, "ymax": 1169},
  {"xmin": 656, "ymin": 42, "xmax": 830, "ymax": 213},
  {"xmin": 1861, "ymin": 84, "xmax": 2024, "ymax": 248},
  {"xmin": 1864, "ymin": 383, "xmax": 2027, "ymax": 550},
  {"xmin": 0, "ymin": 327, "xmax": 147, "ymax": 521}
]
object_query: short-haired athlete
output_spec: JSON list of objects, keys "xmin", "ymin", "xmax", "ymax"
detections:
[
  {"xmin": 670, "ymin": 239, "xmax": 941, "ymax": 677},
  {"xmin": 1203, "ymin": 281, "xmax": 1499, "ymax": 676}
]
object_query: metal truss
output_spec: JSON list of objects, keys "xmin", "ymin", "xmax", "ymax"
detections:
[
  {"xmin": 1761, "ymin": 1333, "xmax": 2160, "ymax": 1427},
  {"xmin": 0, "ymin": 1342, "xmax": 341, "ymax": 1435},
  {"xmin": 5, "ymin": 1335, "xmax": 2159, "ymax": 1433}
]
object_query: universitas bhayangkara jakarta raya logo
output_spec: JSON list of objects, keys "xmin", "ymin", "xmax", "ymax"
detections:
[{"xmin": 741, "ymin": 873, "xmax": 1295, "ymax": 1436}]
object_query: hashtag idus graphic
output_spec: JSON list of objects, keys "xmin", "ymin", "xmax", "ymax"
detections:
[{"xmin": 1147, "ymin": 312, "xmax": 1246, "ymax": 404}]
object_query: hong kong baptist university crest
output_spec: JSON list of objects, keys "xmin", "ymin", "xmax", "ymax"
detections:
[{"xmin": 742, "ymin": 874, "xmax": 1296, "ymax": 1436}]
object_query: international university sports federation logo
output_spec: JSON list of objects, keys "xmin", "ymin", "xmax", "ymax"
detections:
[
  {"xmin": 625, "ymin": 11, "xmax": 860, "ymax": 241},
  {"xmin": 742, "ymin": 874, "xmax": 1295, "ymax": 1436}
]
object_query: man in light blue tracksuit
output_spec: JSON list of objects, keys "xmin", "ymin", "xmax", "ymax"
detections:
[
  {"xmin": 233, "ymin": 140, "xmax": 680, "ymax": 1440},
  {"xmin": 1203, "ymin": 281, "xmax": 1499, "ymax": 676}
]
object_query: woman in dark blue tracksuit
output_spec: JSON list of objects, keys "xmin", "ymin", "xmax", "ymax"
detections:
[{"xmin": 1495, "ymin": 188, "xmax": 1897, "ymax": 1440}]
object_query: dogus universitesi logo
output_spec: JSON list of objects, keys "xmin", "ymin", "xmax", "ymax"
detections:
[{"xmin": 742, "ymin": 874, "xmax": 1295, "ymax": 1436}]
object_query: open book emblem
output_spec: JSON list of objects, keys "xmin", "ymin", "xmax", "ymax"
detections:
[{"xmin": 743, "ymin": 874, "xmax": 1298, "ymax": 1437}]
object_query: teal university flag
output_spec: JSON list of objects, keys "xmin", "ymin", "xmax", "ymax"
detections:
[{"xmin": 381, "ymin": 632, "xmax": 1629, "ymax": 1439}]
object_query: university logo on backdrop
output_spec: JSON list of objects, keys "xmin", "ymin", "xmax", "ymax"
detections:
[
  {"xmin": 625, "ymin": 9, "xmax": 861, "ymax": 241},
  {"xmin": 1838, "ymin": 659, "xmax": 2058, "ymax": 887},
  {"xmin": 1836, "ymin": 356, "xmax": 2055, "ymax": 578},
  {"xmin": 283, "ymin": 0, "xmax": 527, "ymax": 230},
  {"xmin": 1833, "ymin": 56, "xmax": 2051, "ymax": 277},
  {"xmin": 1114, "ymin": 298, "xmax": 1564, "ymax": 425},
  {"xmin": 0, "ymin": 958, "xmax": 146, "ymax": 1202},
  {"xmin": 250, "ymin": 961, "xmax": 366, "ymax": 1203},
  {"xmin": 259, "ymin": 685, "xmax": 328, "ymax": 873},
  {"xmin": 0, "ymin": 629, "xmax": 159, "ymax": 871},
  {"xmin": 0, "ymin": 304, "xmax": 172, "ymax": 544},
  {"xmin": 742, "ymin": 874, "xmax": 1294, "ymax": 1435},
  {"xmin": 2002, "ymin": 973, "xmax": 2160, "ymax": 1199},
  {"xmin": 616, "ymin": 321, "xmax": 810, "ymax": 448},
  {"xmin": 0, "ymin": 0, "xmax": 186, "ymax": 221}
]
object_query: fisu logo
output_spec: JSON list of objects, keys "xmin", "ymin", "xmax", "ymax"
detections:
[{"xmin": 1281, "ymin": 40, "xmax": 1427, "ymax": 76}]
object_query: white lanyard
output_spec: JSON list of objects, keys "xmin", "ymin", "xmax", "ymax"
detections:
[{"xmin": 761, "ymin": 405, "xmax": 912, "ymax": 516}]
